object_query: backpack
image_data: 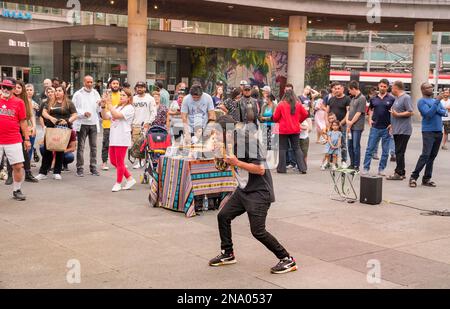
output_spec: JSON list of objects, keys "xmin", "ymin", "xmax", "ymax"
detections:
[{"xmin": 130, "ymin": 135, "xmax": 146, "ymax": 159}]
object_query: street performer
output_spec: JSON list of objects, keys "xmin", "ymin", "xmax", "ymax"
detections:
[{"xmin": 209, "ymin": 115, "xmax": 298, "ymax": 274}]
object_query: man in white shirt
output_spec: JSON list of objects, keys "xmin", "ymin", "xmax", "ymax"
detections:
[
  {"xmin": 441, "ymin": 88, "xmax": 450, "ymax": 150},
  {"xmin": 132, "ymin": 81, "xmax": 156, "ymax": 169},
  {"xmin": 72, "ymin": 75, "xmax": 101, "ymax": 177}
]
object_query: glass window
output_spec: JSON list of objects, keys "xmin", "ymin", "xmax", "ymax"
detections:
[
  {"xmin": 106, "ymin": 14, "xmax": 119, "ymax": 26},
  {"xmin": 80, "ymin": 12, "xmax": 93, "ymax": 25},
  {"xmin": 149, "ymin": 18, "xmax": 160, "ymax": 30},
  {"xmin": 94, "ymin": 12, "xmax": 106, "ymax": 25}
]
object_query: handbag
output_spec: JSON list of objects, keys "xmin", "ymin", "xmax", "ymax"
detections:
[{"xmin": 45, "ymin": 126, "xmax": 72, "ymax": 152}]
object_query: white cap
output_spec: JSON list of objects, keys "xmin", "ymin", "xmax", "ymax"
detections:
[
  {"xmin": 240, "ymin": 80, "xmax": 248, "ymax": 86},
  {"xmin": 262, "ymin": 86, "xmax": 271, "ymax": 93}
]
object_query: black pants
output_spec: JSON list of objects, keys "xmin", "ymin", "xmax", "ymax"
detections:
[
  {"xmin": 39, "ymin": 141, "xmax": 64, "ymax": 175},
  {"xmin": 218, "ymin": 189, "xmax": 289, "ymax": 260},
  {"xmin": 77, "ymin": 125, "xmax": 98, "ymax": 171},
  {"xmin": 278, "ymin": 134, "xmax": 306, "ymax": 173},
  {"xmin": 411, "ymin": 131, "xmax": 442, "ymax": 182},
  {"xmin": 102, "ymin": 128, "xmax": 110, "ymax": 164},
  {"xmin": 393, "ymin": 134, "xmax": 411, "ymax": 176}
]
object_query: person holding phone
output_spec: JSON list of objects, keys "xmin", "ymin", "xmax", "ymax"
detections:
[
  {"xmin": 101, "ymin": 79, "xmax": 121, "ymax": 171},
  {"xmin": 100, "ymin": 88, "xmax": 136, "ymax": 192}
]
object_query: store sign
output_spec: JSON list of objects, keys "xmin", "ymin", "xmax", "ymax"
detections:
[
  {"xmin": 1, "ymin": 9, "xmax": 33, "ymax": 20},
  {"xmin": 31, "ymin": 66, "xmax": 42, "ymax": 75},
  {"xmin": 8, "ymin": 39, "xmax": 29, "ymax": 48}
]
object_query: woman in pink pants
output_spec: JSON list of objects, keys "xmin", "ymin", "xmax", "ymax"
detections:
[{"xmin": 100, "ymin": 88, "xmax": 136, "ymax": 192}]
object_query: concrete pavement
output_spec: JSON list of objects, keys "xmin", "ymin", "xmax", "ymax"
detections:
[{"xmin": 1, "ymin": 124, "xmax": 450, "ymax": 289}]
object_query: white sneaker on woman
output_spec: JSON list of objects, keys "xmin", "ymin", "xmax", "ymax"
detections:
[
  {"xmin": 123, "ymin": 178, "xmax": 137, "ymax": 190},
  {"xmin": 112, "ymin": 183, "xmax": 122, "ymax": 192},
  {"xmin": 53, "ymin": 174, "xmax": 62, "ymax": 180},
  {"xmin": 35, "ymin": 174, "xmax": 48, "ymax": 181}
]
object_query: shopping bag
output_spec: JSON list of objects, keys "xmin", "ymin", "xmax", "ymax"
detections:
[{"xmin": 45, "ymin": 126, "xmax": 71, "ymax": 152}]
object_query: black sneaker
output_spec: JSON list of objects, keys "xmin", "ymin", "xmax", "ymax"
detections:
[
  {"xmin": 76, "ymin": 169, "xmax": 84, "ymax": 177},
  {"xmin": 209, "ymin": 251, "xmax": 237, "ymax": 267},
  {"xmin": 90, "ymin": 169, "xmax": 100, "ymax": 176},
  {"xmin": 390, "ymin": 156, "xmax": 397, "ymax": 162},
  {"xmin": 271, "ymin": 257, "xmax": 298, "ymax": 274},
  {"xmin": 62, "ymin": 165, "xmax": 70, "ymax": 172},
  {"xmin": 13, "ymin": 190, "xmax": 26, "ymax": 201}
]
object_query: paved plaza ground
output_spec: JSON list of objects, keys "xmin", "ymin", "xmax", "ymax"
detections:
[{"xmin": 1, "ymin": 124, "xmax": 450, "ymax": 289}]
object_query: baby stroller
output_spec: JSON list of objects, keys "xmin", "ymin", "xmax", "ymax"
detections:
[{"xmin": 140, "ymin": 125, "xmax": 171, "ymax": 185}]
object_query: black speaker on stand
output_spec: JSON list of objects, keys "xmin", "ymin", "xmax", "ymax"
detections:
[{"xmin": 360, "ymin": 175, "xmax": 383, "ymax": 205}]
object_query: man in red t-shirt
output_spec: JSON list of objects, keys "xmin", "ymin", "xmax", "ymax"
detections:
[{"xmin": 0, "ymin": 78, "xmax": 31, "ymax": 201}]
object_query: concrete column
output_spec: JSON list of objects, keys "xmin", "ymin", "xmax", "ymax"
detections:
[
  {"xmin": 127, "ymin": 0, "xmax": 148, "ymax": 88},
  {"xmin": 287, "ymin": 16, "xmax": 307, "ymax": 96},
  {"xmin": 411, "ymin": 21, "xmax": 433, "ymax": 115}
]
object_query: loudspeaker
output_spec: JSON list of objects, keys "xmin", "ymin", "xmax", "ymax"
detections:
[{"xmin": 360, "ymin": 175, "xmax": 383, "ymax": 205}]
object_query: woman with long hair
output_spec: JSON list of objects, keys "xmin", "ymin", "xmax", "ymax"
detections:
[
  {"xmin": 36, "ymin": 86, "xmax": 77, "ymax": 181},
  {"xmin": 314, "ymin": 89, "xmax": 328, "ymax": 143},
  {"xmin": 5, "ymin": 81, "xmax": 38, "ymax": 184},
  {"xmin": 151, "ymin": 91, "xmax": 169, "ymax": 128},
  {"xmin": 212, "ymin": 85, "xmax": 224, "ymax": 108},
  {"xmin": 259, "ymin": 86, "xmax": 277, "ymax": 152},
  {"xmin": 272, "ymin": 89, "xmax": 309, "ymax": 174},
  {"xmin": 101, "ymin": 88, "xmax": 136, "ymax": 192},
  {"xmin": 25, "ymin": 84, "xmax": 39, "ymax": 162}
]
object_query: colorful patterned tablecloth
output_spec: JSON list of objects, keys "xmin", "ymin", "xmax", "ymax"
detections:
[{"xmin": 157, "ymin": 157, "xmax": 238, "ymax": 217}]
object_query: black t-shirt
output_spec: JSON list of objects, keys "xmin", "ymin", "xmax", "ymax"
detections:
[
  {"xmin": 43, "ymin": 101, "xmax": 77, "ymax": 128},
  {"xmin": 234, "ymin": 128, "xmax": 275, "ymax": 203},
  {"xmin": 326, "ymin": 95, "xmax": 351, "ymax": 121}
]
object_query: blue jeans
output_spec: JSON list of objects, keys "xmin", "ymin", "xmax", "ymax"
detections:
[
  {"xmin": 373, "ymin": 135, "xmax": 395, "ymax": 157},
  {"xmin": 347, "ymin": 129, "xmax": 363, "ymax": 169},
  {"xmin": 363, "ymin": 127, "xmax": 391, "ymax": 172},
  {"xmin": 28, "ymin": 136, "xmax": 36, "ymax": 161}
]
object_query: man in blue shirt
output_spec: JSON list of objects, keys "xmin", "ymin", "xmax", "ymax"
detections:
[
  {"xmin": 362, "ymin": 79, "xmax": 396, "ymax": 175},
  {"xmin": 409, "ymin": 83, "xmax": 448, "ymax": 188},
  {"xmin": 181, "ymin": 85, "xmax": 216, "ymax": 143}
]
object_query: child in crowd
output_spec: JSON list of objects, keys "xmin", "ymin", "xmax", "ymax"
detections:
[
  {"xmin": 321, "ymin": 120, "xmax": 342, "ymax": 170},
  {"xmin": 299, "ymin": 118, "xmax": 312, "ymax": 166}
]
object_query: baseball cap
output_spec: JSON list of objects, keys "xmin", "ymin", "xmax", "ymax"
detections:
[
  {"xmin": 0, "ymin": 78, "xmax": 16, "ymax": 89},
  {"xmin": 262, "ymin": 86, "xmax": 271, "ymax": 93},
  {"xmin": 243, "ymin": 84, "xmax": 252, "ymax": 91},
  {"xmin": 135, "ymin": 81, "xmax": 146, "ymax": 88},
  {"xmin": 240, "ymin": 80, "xmax": 248, "ymax": 86}
]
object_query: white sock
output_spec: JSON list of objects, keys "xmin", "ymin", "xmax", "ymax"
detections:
[{"xmin": 13, "ymin": 181, "xmax": 22, "ymax": 192}]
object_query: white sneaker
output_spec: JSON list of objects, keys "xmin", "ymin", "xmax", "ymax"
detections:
[
  {"xmin": 361, "ymin": 169, "xmax": 370, "ymax": 175},
  {"xmin": 378, "ymin": 170, "xmax": 386, "ymax": 177},
  {"xmin": 112, "ymin": 183, "xmax": 122, "ymax": 192},
  {"xmin": 133, "ymin": 163, "xmax": 142, "ymax": 169},
  {"xmin": 320, "ymin": 163, "xmax": 327, "ymax": 171},
  {"xmin": 102, "ymin": 163, "xmax": 109, "ymax": 171},
  {"xmin": 341, "ymin": 162, "xmax": 348, "ymax": 169},
  {"xmin": 35, "ymin": 174, "xmax": 48, "ymax": 181},
  {"xmin": 123, "ymin": 178, "xmax": 137, "ymax": 190},
  {"xmin": 53, "ymin": 174, "xmax": 62, "ymax": 180}
]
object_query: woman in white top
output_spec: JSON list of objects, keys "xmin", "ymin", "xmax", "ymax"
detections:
[{"xmin": 100, "ymin": 88, "xmax": 136, "ymax": 192}]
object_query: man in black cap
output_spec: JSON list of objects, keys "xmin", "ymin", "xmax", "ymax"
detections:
[{"xmin": 237, "ymin": 84, "xmax": 259, "ymax": 128}]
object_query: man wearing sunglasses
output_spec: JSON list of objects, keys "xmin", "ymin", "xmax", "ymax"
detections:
[{"xmin": 0, "ymin": 78, "xmax": 31, "ymax": 201}]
